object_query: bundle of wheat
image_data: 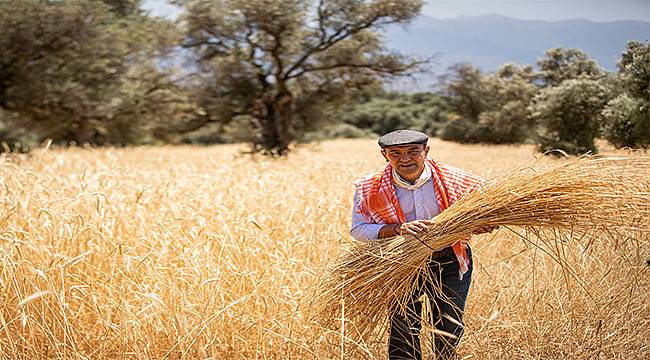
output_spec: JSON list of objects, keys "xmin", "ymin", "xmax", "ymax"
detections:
[{"xmin": 317, "ymin": 155, "xmax": 650, "ymax": 343}]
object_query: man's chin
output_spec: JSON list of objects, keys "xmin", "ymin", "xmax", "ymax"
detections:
[
  {"xmin": 398, "ymin": 165, "xmax": 418, "ymax": 173},
  {"xmin": 397, "ymin": 169, "xmax": 419, "ymax": 179}
]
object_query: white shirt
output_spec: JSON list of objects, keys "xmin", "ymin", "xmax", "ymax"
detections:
[{"xmin": 350, "ymin": 178, "xmax": 440, "ymax": 240}]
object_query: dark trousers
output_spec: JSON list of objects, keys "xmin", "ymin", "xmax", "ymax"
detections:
[{"xmin": 388, "ymin": 246, "xmax": 473, "ymax": 360}]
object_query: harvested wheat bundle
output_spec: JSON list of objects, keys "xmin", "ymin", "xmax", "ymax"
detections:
[{"xmin": 318, "ymin": 155, "xmax": 650, "ymax": 342}]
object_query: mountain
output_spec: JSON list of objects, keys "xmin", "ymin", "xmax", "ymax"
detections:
[{"xmin": 384, "ymin": 14, "xmax": 650, "ymax": 73}]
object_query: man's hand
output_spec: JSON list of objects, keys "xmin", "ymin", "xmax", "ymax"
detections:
[
  {"xmin": 473, "ymin": 225, "xmax": 499, "ymax": 235},
  {"xmin": 396, "ymin": 219, "xmax": 436, "ymax": 237}
]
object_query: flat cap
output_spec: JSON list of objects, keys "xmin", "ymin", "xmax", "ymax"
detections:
[{"xmin": 378, "ymin": 129, "xmax": 428, "ymax": 148}]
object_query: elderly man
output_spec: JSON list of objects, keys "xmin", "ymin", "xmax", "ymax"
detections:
[{"xmin": 350, "ymin": 129, "xmax": 492, "ymax": 359}]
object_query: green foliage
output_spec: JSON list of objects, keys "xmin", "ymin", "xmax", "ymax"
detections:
[
  {"xmin": 100, "ymin": 0, "xmax": 141, "ymax": 16},
  {"xmin": 537, "ymin": 47, "xmax": 605, "ymax": 87},
  {"xmin": 529, "ymin": 78, "xmax": 613, "ymax": 154},
  {"xmin": 615, "ymin": 41, "xmax": 650, "ymax": 100},
  {"xmin": 477, "ymin": 64, "xmax": 538, "ymax": 143},
  {"xmin": 441, "ymin": 63, "xmax": 487, "ymax": 122},
  {"xmin": 298, "ymin": 123, "xmax": 377, "ymax": 143},
  {"xmin": 0, "ymin": 0, "xmax": 187, "ymax": 150},
  {"xmin": 439, "ymin": 117, "xmax": 489, "ymax": 143},
  {"xmin": 441, "ymin": 63, "xmax": 537, "ymax": 144},
  {"xmin": 528, "ymin": 47, "xmax": 614, "ymax": 155},
  {"xmin": 440, "ymin": 50, "xmax": 611, "ymax": 150},
  {"xmin": 602, "ymin": 41, "xmax": 650, "ymax": 149},
  {"xmin": 336, "ymin": 92, "xmax": 450, "ymax": 137},
  {"xmin": 602, "ymin": 95, "xmax": 649, "ymax": 149},
  {"xmin": 180, "ymin": 115, "xmax": 258, "ymax": 145}
]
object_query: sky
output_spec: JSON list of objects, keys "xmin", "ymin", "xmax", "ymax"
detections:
[
  {"xmin": 142, "ymin": 0, "xmax": 650, "ymax": 22},
  {"xmin": 422, "ymin": 0, "xmax": 650, "ymax": 22}
]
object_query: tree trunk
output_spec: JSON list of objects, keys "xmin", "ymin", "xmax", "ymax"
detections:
[
  {"xmin": 72, "ymin": 121, "xmax": 97, "ymax": 145},
  {"xmin": 0, "ymin": 76, "xmax": 9, "ymax": 109},
  {"xmin": 257, "ymin": 91, "xmax": 294, "ymax": 155}
]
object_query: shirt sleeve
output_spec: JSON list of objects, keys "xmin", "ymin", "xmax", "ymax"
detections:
[{"xmin": 350, "ymin": 190, "xmax": 383, "ymax": 241}]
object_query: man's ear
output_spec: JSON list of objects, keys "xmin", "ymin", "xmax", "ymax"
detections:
[
  {"xmin": 381, "ymin": 149, "xmax": 389, "ymax": 162},
  {"xmin": 423, "ymin": 145, "xmax": 430, "ymax": 156}
]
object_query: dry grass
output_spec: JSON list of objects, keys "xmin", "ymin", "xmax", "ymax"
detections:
[{"xmin": 0, "ymin": 139, "xmax": 648, "ymax": 359}]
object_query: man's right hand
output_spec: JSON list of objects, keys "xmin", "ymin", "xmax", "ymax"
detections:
[{"xmin": 396, "ymin": 219, "xmax": 436, "ymax": 237}]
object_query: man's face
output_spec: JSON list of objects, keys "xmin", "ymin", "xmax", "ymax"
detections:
[{"xmin": 381, "ymin": 144, "xmax": 429, "ymax": 181}]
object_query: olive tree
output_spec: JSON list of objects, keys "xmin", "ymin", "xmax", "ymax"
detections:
[
  {"xmin": 529, "ymin": 78, "xmax": 613, "ymax": 154},
  {"xmin": 177, "ymin": 0, "xmax": 426, "ymax": 155},
  {"xmin": 536, "ymin": 47, "xmax": 605, "ymax": 87}
]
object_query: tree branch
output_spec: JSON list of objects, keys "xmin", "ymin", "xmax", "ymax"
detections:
[
  {"xmin": 288, "ymin": 56, "xmax": 430, "ymax": 79},
  {"xmin": 242, "ymin": 27, "xmax": 271, "ymax": 90},
  {"xmin": 282, "ymin": 12, "xmax": 404, "ymax": 80}
]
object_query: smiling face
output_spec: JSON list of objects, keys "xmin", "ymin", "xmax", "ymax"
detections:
[{"xmin": 381, "ymin": 144, "xmax": 429, "ymax": 182}]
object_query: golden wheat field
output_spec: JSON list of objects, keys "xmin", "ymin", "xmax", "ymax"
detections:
[{"xmin": 0, "ymin": 139, "xmax": 648, "ymax": 359}]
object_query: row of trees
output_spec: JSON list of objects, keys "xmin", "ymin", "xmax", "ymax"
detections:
[
  {"xmin": 437, "ymin": 45, "xmax": 649, "ymax": 154},
  {"xmin": 1, "ymin": 1, "xmax": 648, "ymax": 155},
  {"xmin": 325, "ymin": 42, "xmax": 648, "ymax": 155}
]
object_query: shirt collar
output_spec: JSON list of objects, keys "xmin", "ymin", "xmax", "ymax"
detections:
[{"xmin": 392, "ymin": 163, "xmax": 432, "ymax": 191}]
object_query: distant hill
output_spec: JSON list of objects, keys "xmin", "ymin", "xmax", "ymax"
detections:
[{"xmin": 384, "ymin": 14, "xmax": 650, "ymax": 73}]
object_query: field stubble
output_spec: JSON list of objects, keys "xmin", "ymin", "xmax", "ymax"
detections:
[{"xmin": 0, "ymin": 139, "xmax": 647, "ymax": 359}]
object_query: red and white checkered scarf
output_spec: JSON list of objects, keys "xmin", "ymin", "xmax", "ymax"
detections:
[{"xmin": 354, "ymin": 158, "xmax": 484, "ymax": 276}]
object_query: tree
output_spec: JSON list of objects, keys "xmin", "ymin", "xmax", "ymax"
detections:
[
  {"xmin": 477, "ymin": 63, "xmax": 538, "ymax": 143},
  {"xmin": 602, "ymin": 41, "xmax": 650, "ymax": 148},
  {"xmin": 529, "ymin": 78, "xmax": 613, "ymax": 155},
  {"xmin": 177, "ymin": 0, "xmax": 426, "ymax": 155},
  {"xmin": 440, "ymin": 63, "xmax": 486, "ymax": 123},
  {"xmin": 536, "ymin": 47, "xmax": 605, "ymax": 87},
  {"xmin": 602, "ymin": 95, "xmax": 648, "ymax": 149},
  {"xmin": 0, "ymin": 0, "xmax": 185, "ymax": 149},
  {"xmin": 100, "ymin": 0, "xmax": 141, "ymax": 16},
  {"xmin": 440, "ymin": 63, "xmax": 537, "ymax": 144},
  {"xmin": 616, "ymin": 41, "xmax": 650, "ymax": 100}
]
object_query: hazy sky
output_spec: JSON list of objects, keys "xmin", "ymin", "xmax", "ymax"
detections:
[
  {"xmin": 422, "ymin": 0, "xmax": 650, "ymax": 22},
  {"xmin": 142, "ymin": 0, "xmax": 650, "ymax": 22}
]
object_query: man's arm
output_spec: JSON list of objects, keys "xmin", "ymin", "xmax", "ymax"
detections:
[
  {"xmin": 350, "ymin": 190, "xmax": 424, "ymax": 240},
  {"xmin": 350, "ymin": 191, "xmax": 438, "ymax": 240},
  {"xmin": 350, "ymin": 190, "xmax": 384, "ymax": 241},
  {"xmin": 377, "ymin": 223, "xmax": 400, "ymax": 238}
]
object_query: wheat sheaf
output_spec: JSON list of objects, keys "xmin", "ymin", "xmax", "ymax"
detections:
[{"xmin": 318, "ymin": 155, "xmax": 650, "ymax": 343}]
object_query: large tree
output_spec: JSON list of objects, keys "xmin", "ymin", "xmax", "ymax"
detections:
[
  {"xmin": 0, "ymin": 0, "xmax": 185, "ymax": 148},
  {"xmin": 177, "ymin": 0, "xmax": 426, "ymax": 155}
]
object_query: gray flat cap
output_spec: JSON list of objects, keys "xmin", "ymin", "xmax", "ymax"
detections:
[{"xmin": 378, "ymin": 129, "xmax": 428, "ymax": 148}]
